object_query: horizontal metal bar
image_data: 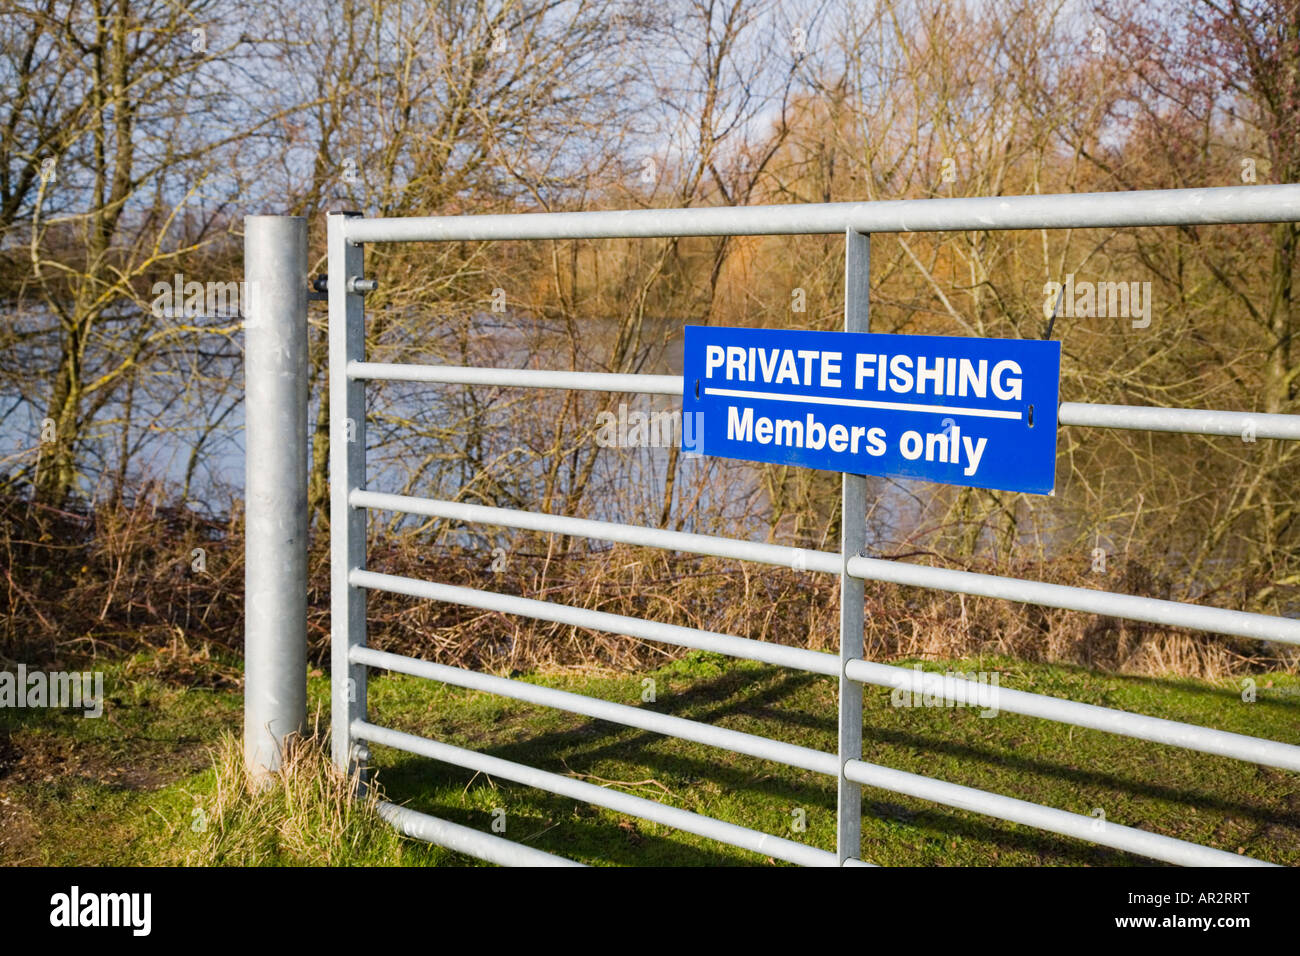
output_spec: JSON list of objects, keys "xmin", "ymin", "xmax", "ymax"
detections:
[
  {"xmin": 356, "ymin": 488, "xmax": 1298, "ymax": 646},
  {"xmin": 348, "ymin": 365, "xmax": 1299, "ymax": 441},
  {"xmin": 842, "ymin": 759, "xmax": 1273, "ymax": 867},
  {"xmin": 351, "ymin": 489, "xmax": 842, "ymax": 577},
  {"xmin": 349, "ymin": 642, "xmax": 839, "ymax": 776},
  {"xmin": 349, "ymin": 361, "xmax": 681, "ymax": 395},
  {"xmin": 376, "ymin": 800, "xmax": 583, "ymax": 866},
  {"xmin": 846, "ymin": 659, "xmax": 1300, "ymax": 772},
  {"xmin": 348, "ymin": 564, "xmax": 838, "ymax": 676},
  {"xmin": 343, "ymin": 184, "xmax": 1300, "ymax": 243},
  {"xmin": 846, "ymin": 556, "xmax": 1300, "ymax": 646},
  {"xmin": 1059, "ymin": 402, "xmax": 1300, "ymax": 440},
  {"xmin": 357, "ymin": 490, "xmax": 1299, "ymax": 765},
  {"xmin": 356, "ymin": 720, "xmax": 843, "ymax": 867}
]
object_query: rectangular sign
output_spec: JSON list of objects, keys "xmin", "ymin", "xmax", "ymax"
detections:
[{"xmin": 681, "ymin": 326, "xmax": 1061, "ymax": 495}]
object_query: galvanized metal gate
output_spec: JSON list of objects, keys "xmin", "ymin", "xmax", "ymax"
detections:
[{"xmin": 313, "ymin": 187, "xmax": 1300, "ymax": 867}]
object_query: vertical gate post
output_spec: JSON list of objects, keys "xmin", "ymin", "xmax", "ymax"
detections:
[
  {"xmin": 243, "ymin": 215, "xmax": 309, "ymax": 776},
  {"xmin": 837, "ymin": 228, "xmax": 870, "ymax": 863},
  {"xmin": 328, "ymin": 211, "xmax": 368, "ymax": 774}
]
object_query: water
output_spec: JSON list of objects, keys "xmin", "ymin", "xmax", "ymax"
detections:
[{"xmin": 4, "ymin": 306, "xmax": 1288, "ymax": 616}]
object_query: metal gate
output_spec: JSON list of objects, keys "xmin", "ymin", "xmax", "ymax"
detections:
[{"xmin": 311, "ymin": 187, "xmax": 1300, "ymax": 867}]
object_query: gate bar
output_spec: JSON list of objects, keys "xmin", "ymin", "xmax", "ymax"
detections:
[
  {"xmin": 328, "ymin": 210, "xmax": 369, "ymax": 774},
  {"xmin": 349, "ymin": 361, "xmax": 680, "ymax": 395},
  {"xmin": 1059, "ymin": 402, "xmax": 1300, "ymax": 440},
  {"xmin": 349, "ymin": 489, "xmax": 842, "ymax": 575},
  {"xmin": 845, "ymin": 659, "xmax": 1300, "ymax": 771},
  {"xmin": 838, "ymin": 227, "xmax": 870, "ymax": 863},
  {"xmin": 357, "ymin": 720, "xmax": 841, "ymax": 867},
  {"xmin": 342, "ymin": 184, "xmax": 1300, "ymax": 244},
  {"xmin": 349, "ymin": 568, "xmax": 837, "ymax": 675},
  {"xmin": 348, "ymin": 363, "xmax": 1300, "ymax": 440},
  {"xmin": 842, "ymin": 760, "xmax": 1274, "ymax": 867},
  {"xmin": 846, "ymin": 555, "xmax": 1300, "ymax": 645},
  {"xmin": 349, "ymin": 644, "xmax": 838, "ymax": 776},
  {"xmin": 376, "ymin": 800, "xmax": 582, "ymax": 866}
]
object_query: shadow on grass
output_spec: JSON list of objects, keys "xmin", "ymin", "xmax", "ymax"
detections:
[
  {"xmin": 1002, "ymin": 656, "xmax": 1300, "ymax": 718},
  {"xmin": 365, "ymin": 661, "xmax": 1298, "ymax": 865},
  {"xmin": 375, "ymin": 739, "xmax": 1151, "ymax": 867},
  {"xmin": 377, "ymin": 774, "xmax": 781, "ymax": 867}
]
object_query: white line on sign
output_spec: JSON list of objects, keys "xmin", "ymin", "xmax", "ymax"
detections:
[{"xmin": 702, "ymin": 387, "xmax": 1024, "ymax": 421}]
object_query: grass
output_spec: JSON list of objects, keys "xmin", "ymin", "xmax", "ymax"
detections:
[{"xmin": 1, "ymin": 648, "xmax": 1297, "ymax": 866}]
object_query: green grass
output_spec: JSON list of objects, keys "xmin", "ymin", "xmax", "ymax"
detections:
[{"xmin": 2, "ymin": 649, "xmax": 1297, "ymax": 866}]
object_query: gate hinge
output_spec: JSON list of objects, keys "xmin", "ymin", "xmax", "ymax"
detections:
[{"xmin": 308, "ymin": 274, "xmax": 378, "ymax": 299}]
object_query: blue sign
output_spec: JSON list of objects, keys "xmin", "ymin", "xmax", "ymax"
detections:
[{"xmin": 682, "ymin": 326, "xmax": 1061, "ymax": 495}]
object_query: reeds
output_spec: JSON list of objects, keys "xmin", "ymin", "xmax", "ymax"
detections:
[{"xmin": 3, "ymin": 492, "xmax": 1292, "ymax": 682}]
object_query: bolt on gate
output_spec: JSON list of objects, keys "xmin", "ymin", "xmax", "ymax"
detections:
[{"xmin": 245, "ymin": 185, "xmax": 1300, "ymax": 867}]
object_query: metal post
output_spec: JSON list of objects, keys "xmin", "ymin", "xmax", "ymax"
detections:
[
  {"xmin": 243, "ymin": 216, "xmax": 308, "ymax": 775},
  {"xmin": 837, "ymin": 227, "xmax": 869, "ymax": 863},
  {"xmin": 328, "ymin": 211, "xmax": 369, "ymax": 774}
]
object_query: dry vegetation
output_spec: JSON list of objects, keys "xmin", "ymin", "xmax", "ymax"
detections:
[{"xmin": 3, "ymin": 489, "xmax": 1291, "ymax": 681}]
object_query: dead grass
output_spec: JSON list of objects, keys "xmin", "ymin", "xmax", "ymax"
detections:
[
  {"xmin": 2, "ymin": 491, "xmax": 1294, "ymax": 682},
  {"xmin": 364, "ymin": 532, "xmax": 1296, "ymax": 681}
]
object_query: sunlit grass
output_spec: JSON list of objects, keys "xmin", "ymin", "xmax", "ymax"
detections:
[{"xmin": 2, "ymin": 651, "xmax": 1296, "ymax": 866}]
